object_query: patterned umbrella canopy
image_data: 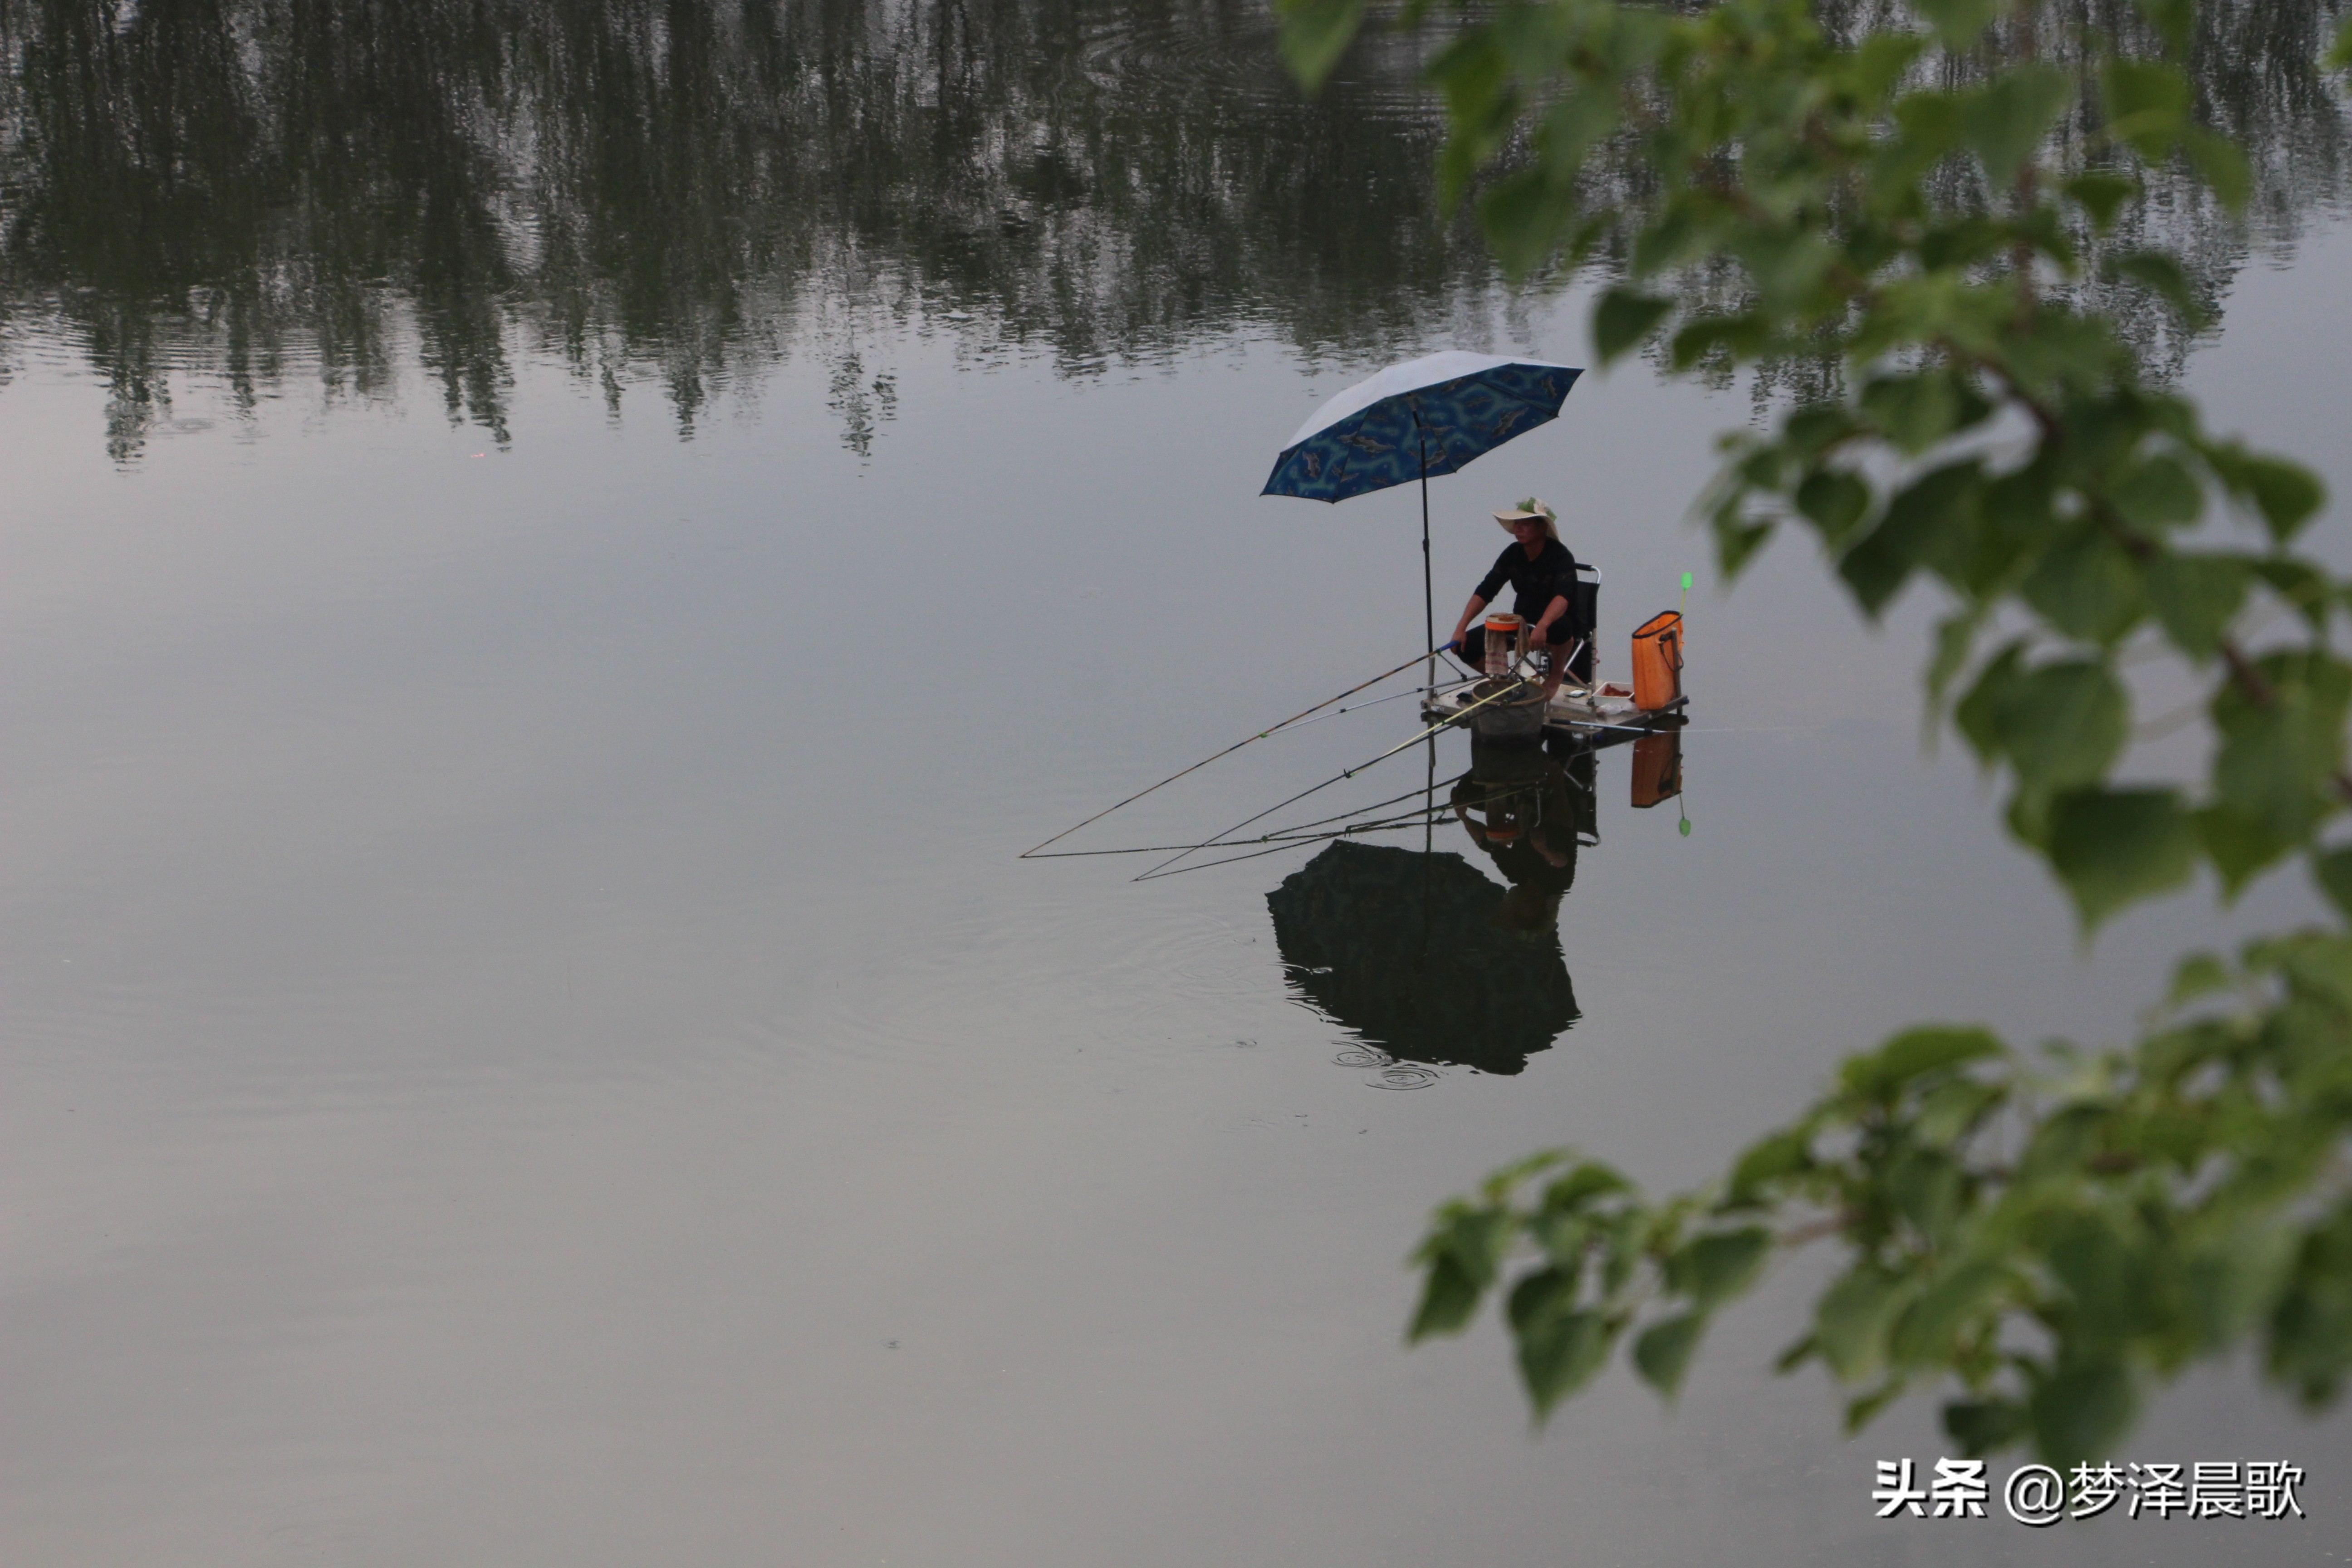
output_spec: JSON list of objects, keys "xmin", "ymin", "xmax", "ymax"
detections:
[{"xmin": 1262, "ymin": 351, "xmax": 1583, "ymax": 502}]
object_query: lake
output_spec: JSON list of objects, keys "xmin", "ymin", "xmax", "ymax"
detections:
[{"xmin": 4, "ymin": 1, "xmax": 2348, "ymax": 1562}]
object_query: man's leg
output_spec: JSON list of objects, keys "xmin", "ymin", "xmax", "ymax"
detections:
[{"xmin": 1540, "ymin": 630, "xmax": 1573, "ymax": 700}]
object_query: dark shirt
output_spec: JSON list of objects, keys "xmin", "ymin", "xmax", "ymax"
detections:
[{"xmin": 1475, "ymin": 538, "xmax": 1579, "ymax": 626}]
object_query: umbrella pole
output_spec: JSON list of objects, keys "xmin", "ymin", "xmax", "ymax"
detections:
[{"xmin": 1416, "ymin": 421, "xmax": 1435, "ymax": 693}]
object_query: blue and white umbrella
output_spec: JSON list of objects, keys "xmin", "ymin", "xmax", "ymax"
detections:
[{"xmin": 1262, "ymin": 351, "xmax": 1583, "ymax": 670}]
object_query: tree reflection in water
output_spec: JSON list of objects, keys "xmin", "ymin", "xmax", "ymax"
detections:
[
  {"xmin": 0, "ymin": 0, "xmax": 1494, "ymax": 459},
  {"xmin": 0, "ymin": 0, "xmax": 2344, "ymax": 460}
]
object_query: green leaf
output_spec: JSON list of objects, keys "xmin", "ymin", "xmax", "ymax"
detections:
[
  {"xmin": 1670, "ymin": 313, "xmax": 1771, "ymax": 371},
  {"xmin": 2211, "ymin": 650, "xmax": 2352, "ymax": 846},
  {"xmin": 2314, "ymin": 847, "xmax": 2352, "ymax": 920},
  {"xmin": 1891, "ymin": 1259, "xmax": 2009, "ymax": 1367},
  {"xmin": 2182, "ymin": 1227, "xmax": 2294, "ymax": 1349},
  {"xmin": 1925, "ymin": 607, "xmax": 1986, "ymax": 719},
  {"xmin": 2029, "ymin": 1358, "xmax": 2138, "ymax": 1468},
  {"xmin": 1959, "ymin": 65, "xmax": 2072, "ymax": 188},
  {"xmin": 2268, "ymin": 1203, "xmax": 2352, "ymax": 1405},
  {"xmin": 1944, "ymin": 1398, "xmax": 2030, "ymax": 1456},
  {"xmin": 2166, "ymin": 951, "xmax": 2232, "ymax": 1005},
  {"xmin": 2019, "ymin": 534, "xmax": 2144, "ymax": 646},
  {"xmin": 1542, "ymin": 1160, "xmax": 1632, "ymax": 1211},
  {"xmin": 1850, "ymin": 32, "xmax": 1927, "ymax": 106},
  {"xmin": 1954, "ymin": 641, "xmax": 2026, "ymax": 765},
  {"xmin": 1409, "ymin": 1206, "xmax": 1514, "ymax": 1340},
  {"xmin": 1914, "ymin": 0, "xmax": 2000, "ymax": 49},
  {"xmin": 2131, "ymin": 0, "xmax": 2195, "ymax": 52},
  {"xmin": 2182, "ymin": 128, "xmax": 2252, "ymax": 212},
  {"xmin": 2238, "ymin": 456, "xmax": 2326, "ymax": 543},
  {"xmin": 2047, "ymin": 788, "xmax": 2200, "ymax": 928},
  {"xmin": 1713, "ymin": 505, "xmax": 1775, "ymax": 578},
  {"xmin": 1669, "ymin": 1228, "xmax": 1773, "ymax": 1310},
  {"xmin": 2331, "ymin": 13, "xmax": 2352, "ymax": 73},
  {"xmin": 1891, "ymin": 1149, "xmax": 1967, "ymax": 1248},
  {"xmin": 1515, "ymin": 1308, "xmax": 1614, "ymax": 1420},
  {"xmin": 1632, "ymin": 1313, "xmax": 1706, "ymax": 1398},
  {"xmin": 1861, "ymin": 374, "xmax": 1977, "ymax": 456},
  {"xmin": 1995, "ymin": 661, "xmax": 2131, "ymax": 798},
  {"xmin": 1795, "ymin": 468, "xmax": 1871, "ymax": 546},
  {"xmin": 1841, "ymin": 461, "xmax": 1982, "ymax": 616},
  {"xmin": 1727, "ymin": 1128, "xmax": 1812, "ymax": 1205},
  {"xmin": 2144, "ymin": 553, "xmax": 2250, "ymax": 660},
  {"xmin": 1815, "ymin": 1265, "xmax": 1907, "ymax": 1382},
  {"xmin": 1840, "ymin": 1025, "xmax": 2004, "ymax": 1102},
  {"xmin": 1843, "ymin": 1381, "xmax": 1907, "ymax": 1434},
  {"xmin": 2109, "ymin": 451, "xmax": 2205, "ymax": 529},
  {"xmin": 1592, "ymin": 289, "xmax": 1674, "ymax": 364},
  {"xmin": 2101, "ymin": 58, "xmax": 2190, "ymax": 161},
  {"xmin": 2253, "ymin": 557, "xmax": 2333, "ymax": 628},
  {"xmin": 2196, "ymin": 805, "xmax": 2295, "ymax": 896},
  {"xmin": 1410, "ymin": 1253, "xmax": 1485, "ymax": 1341},
  {"xmin": 1506, "ymin": 1265, "xmax": 1576, "ymax": 1335},
  {"xmin": 2110, "ymin": 252, "xmax": 2208, "ymax": 329},
  {"xmin": 1477, "ymin": 167, "xmax": 1577, "ymax": 280},
  {"xmin": 1274, "ymin": 0, "xmax": 1367, "ymax": 93},
  {"xmin": 2065, "ymin": 170, "xmax": 2141, "ymax": 232},
  {"xmin": 1732, "ymin": 227, "xmax": 1837, "ymax": 314}
]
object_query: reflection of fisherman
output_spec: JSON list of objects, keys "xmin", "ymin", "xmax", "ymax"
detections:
[
  {"xmin": 1451, "ymin": 747, "xmax": 1583, "ymax": 932},
  {"xmin": 1447, "ymin": 499, "xmax": 1589, "ymax": 700}
]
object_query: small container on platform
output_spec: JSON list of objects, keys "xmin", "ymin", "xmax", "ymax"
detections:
[{"xmin": 1481, "ymin": 613, "xmax": 1525, "ymax": 676}]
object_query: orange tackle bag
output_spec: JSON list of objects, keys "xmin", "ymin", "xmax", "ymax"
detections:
[{"xmin": 1630, "ymin": 611, "xmax": 1684, "ymax": 712}]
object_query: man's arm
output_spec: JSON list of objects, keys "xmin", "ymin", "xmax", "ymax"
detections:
[
  {"xmin": 1530, "ymin": 593, "xmax": 1569, "ymax": 640},
  {"xmin": 1450, "ymin": 593, "xmax": 1489, "ymax": 645}
]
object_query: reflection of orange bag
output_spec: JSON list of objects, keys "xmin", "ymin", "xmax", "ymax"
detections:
[
  {"xmin": 1631, "ymin": 611, "xmax": 1684, "ymax": 712},
  {"xmin": 1631, "ymin": 731, "xmax": 1681, "ymax": 808}
]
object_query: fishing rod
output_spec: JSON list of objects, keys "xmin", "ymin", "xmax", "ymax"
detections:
[
  {"xmin": 1019, "ymin": 644, "xmax": 1455, "ymax": 858},
  {"xmin": 1135, "ymin": 677, "xmax": 1534, "ymax": 881},
  {"xmin": 1019, "ymin": 773, "xmax": 1471, "ymax": 859}
]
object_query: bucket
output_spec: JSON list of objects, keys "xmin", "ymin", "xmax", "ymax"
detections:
[
  {"xmin": 1481, "ymin": 613, "xmax": 1525, "ymax": 676},
  {"xmin": 1631, "ymin": 611, "xmax": 1684, "ymax": 712}
]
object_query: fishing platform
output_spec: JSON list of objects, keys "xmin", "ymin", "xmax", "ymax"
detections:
[
  {"xmin": 1422, "ymin": 602, "xmax": 1689, "ymax": 747},
  {"xmin": 1421, "ymin": 674, "xmax": 1687, "ymax": 744}
]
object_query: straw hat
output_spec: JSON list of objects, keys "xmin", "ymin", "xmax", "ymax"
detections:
[{"xmin": 1494, "ymin": 497, "xmax": 1559, "ymax": 540}]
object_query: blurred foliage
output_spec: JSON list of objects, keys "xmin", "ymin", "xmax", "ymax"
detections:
[{"xmin": 1279, "ymin": 0, "xmax": 2352, "ymax": 1465}]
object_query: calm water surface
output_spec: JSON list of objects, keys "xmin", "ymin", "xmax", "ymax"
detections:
[{"xmin": 5, "ymin": 2, "xmax": 2350, "ymax": 1563}]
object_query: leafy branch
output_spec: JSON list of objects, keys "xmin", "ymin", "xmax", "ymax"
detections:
[{"xmin": 1278, "ymin": 0, "xmax": 2352, "ymax": 1464}]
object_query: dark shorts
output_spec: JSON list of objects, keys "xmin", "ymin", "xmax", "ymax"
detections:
[{"xmin": 1461, "ymin": 620, "xmax": 1592, "ymax": 680}]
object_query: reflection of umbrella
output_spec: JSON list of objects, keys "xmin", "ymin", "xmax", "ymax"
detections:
[
  {"xmin": 1262, "ymin": 351, "xmax": 1583, "ymax": 681},
  {"xmin": 1266, "ymin": 840, "xmax": 1578, "ymax": 1076}
]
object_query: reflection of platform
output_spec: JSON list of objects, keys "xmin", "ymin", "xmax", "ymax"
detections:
[
  {"xmin": 1266, "ymin": 841, "xmax": 1578, "ymax": 1077},
  {"xmin": 1422, "ymin": 678, "xmax": 1687, "ymax": 740}
]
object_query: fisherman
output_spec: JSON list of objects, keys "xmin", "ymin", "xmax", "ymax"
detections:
[{"xmin": 1446, "ymin": 498, "xmax": 1588, "ymax": 698}]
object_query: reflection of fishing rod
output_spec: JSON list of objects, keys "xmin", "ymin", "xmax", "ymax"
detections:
[
  {"xmin": 1020, "ymin": 645, "xmax": 1455, "ymax": 858},
  {"xmin": 1020, "ymin": 804, "xmax": 1459, "ymax": 865},
  {"xmin": 1022, "ymin": 774, "xmax": 1470, "ymax": 859},
  {"xmin": 1136, "ymin": 678, "xmax": 1531, "ymax": 881}
]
